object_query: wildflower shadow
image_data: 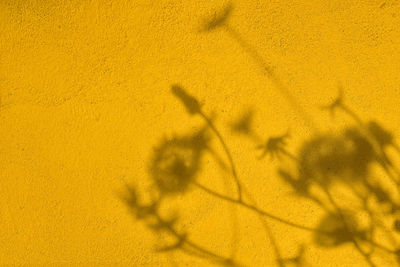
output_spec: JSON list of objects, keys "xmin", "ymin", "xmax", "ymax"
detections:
[
  {"xmin": 272, "ymin": 91, "xmax": 400, "ymax": 265},
  {"xmin": 123, "ymin": 81, "xmax": 400, "ymax": 266},
  {"xmin": 120, "ymin": 3, "xmax": 400, "ymax": 266}
]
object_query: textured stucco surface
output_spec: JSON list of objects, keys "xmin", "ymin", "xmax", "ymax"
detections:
[{"xmin": 1, "ymin": 0, "xmax": 400, "ymax": 266}]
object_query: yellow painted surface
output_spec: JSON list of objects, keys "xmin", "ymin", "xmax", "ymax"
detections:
[{"xmin": 1, "ymin": 0, "xmax": 400, "ymax": 266}]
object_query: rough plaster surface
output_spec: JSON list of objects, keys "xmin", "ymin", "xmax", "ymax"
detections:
[{"xmin": 1, "ymin": 0, "xmax": 400, "ymax": 266}]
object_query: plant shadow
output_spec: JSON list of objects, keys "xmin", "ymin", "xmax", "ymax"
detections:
[{"xmin": 121, "ymin": 2, "xmax": 400, "ymax": 266}]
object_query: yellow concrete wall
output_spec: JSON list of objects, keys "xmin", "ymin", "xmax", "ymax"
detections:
[{"xmin": 1, "ymin": 0, "xmax": 400, "ymax": 266}]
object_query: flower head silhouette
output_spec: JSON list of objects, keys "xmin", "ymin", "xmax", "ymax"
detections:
[
  {"xmin": 298, "ymin": 128, "xmax": 376, "ymax": 186},
  {"xmin": 230, "ymin": 109, "xmax": 255, "ymax": 136},
  {"xmin": 171, "ymin": 84, "xmax": 201, "ymax": 115},
  {"xmin": 257, "ymin": 131, "xmax": 290, "ymax": 160},
  {"xmin": 314, "ymin": 211, "xmax": 366, "ymax": 247},
  {"xmin": 200, "ymin": 2, "xmax": 233, "ymax": 32},
  {"xmin": 149, "ymin": 129, "xmax": 210, "ymax": 195}
]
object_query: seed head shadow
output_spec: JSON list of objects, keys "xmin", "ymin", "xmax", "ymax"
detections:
[{"xmin": 120, "ymin": 3, "xmax": 400, "ymax": 266}]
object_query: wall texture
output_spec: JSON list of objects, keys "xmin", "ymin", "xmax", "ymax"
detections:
[{"xmin": 1, "ymin": 0, "xmax": 400, "ymax": 266}]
